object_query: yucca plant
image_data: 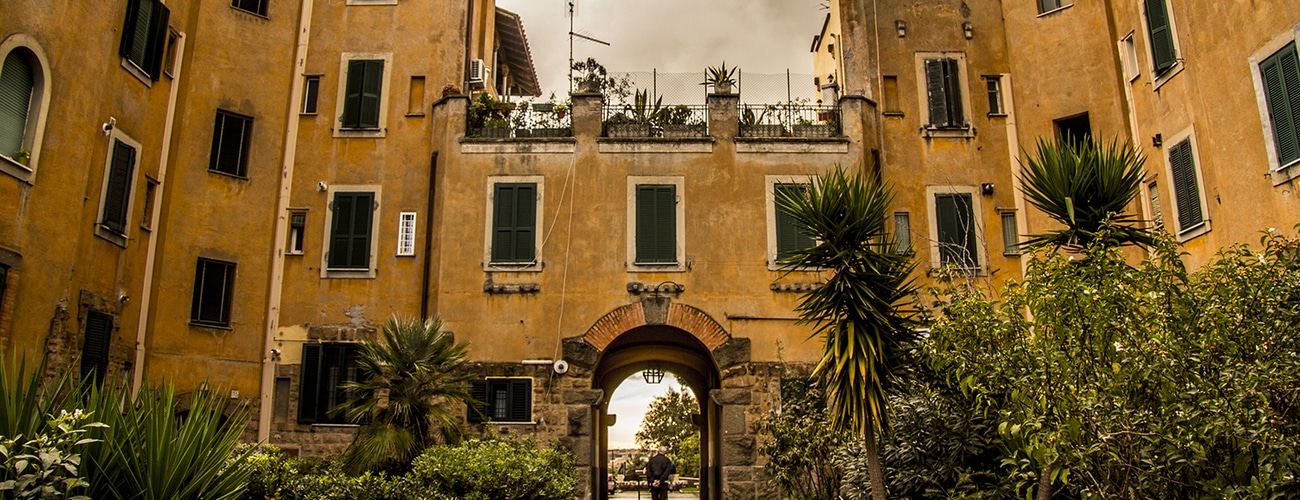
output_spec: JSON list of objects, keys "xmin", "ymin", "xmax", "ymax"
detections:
[
  {"xmin": 335, "ymin": 316, "xmax": 472, "ymax": 474},
  {"xmin": 775, "ymin": 166, "xmax": 920, "ymax": 500},
  {"xmin": 81, "ymin": 382, "xmax": 256, "ymax": 500},
  {"xmin": 1017, "ymin": 136, "xmax": 1154, "ymax": 252}
]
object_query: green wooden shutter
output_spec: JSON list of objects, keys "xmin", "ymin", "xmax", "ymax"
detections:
[
  {"xmin": 775, "ymin": 184, "xmax": 813, "ymax": 261},
  {"xmin": 144, "ymin": 0, "xmax": 170, "ymax": 80},
  {"xmin": 0, "ymin": 51, "xmax": 33, "ymax": 157},
  {"xmin": 508, "ymin": 379, "xmax": 531, "ymax": 422},
  {"xmin": 1261, "ymin": 43, "xmax": 1300, "ymax": 166},
  {"xmin": 467, "ymin": 380, "xmax": 487, "ymax": 422},
  {"xmin": 101, "ymin": 140, "xmax": 136, "ymax": 234},
  {"xmin": 342, "ymin": 60, "xmax": 383, "ymax": 129},
  {"xmin": 636, "ymin": 185, "xmax": 676, "ymax": 264},
  {"xmin": 491, "ymin": 184, "xmax": 536, "ymax": 263},
  {"xmin": 1168, "ymin": 140, "xmax": 1203, "ymax": 231},
  {"xmin": 944, "ymin": 59, "xmax": 964, "ymax": 126},
  {"xmin": 298, "ymin": 344, "xmax": 322, "ymax": 423},
  {"xmin": 80, "ymin": 311, "xmax": 113, "ymax": 385},
  {"xmin": 328, "ymin": 192, "xmax": 374, "ymax": 269},
  {"xmin": 925, "ymin": 59, "xmax": 949, "ymax": 127},
  {"xmin": 935, "ymin": 193, "xmax": 976, "ymax": 267},
  {"xmin": 1145, "ymin": 0, "xmax": 1177, "ymax": 74},
  {"xmin": 894, "ymin": 212, "xmax": 912, "ymax": 254},
  {"xmin": 119, "ymin": 0, "xmax": 144, "ymax": 62}
]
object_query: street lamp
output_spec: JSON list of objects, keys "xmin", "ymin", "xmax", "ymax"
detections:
[{"xmin": 642, "ymin": 368, "xmax": 664, "ymax": 384}]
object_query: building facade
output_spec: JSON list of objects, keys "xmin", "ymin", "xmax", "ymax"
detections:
[{"xmin": 3, "ymin": 0, "xmax": 1299, "ymax": 499}]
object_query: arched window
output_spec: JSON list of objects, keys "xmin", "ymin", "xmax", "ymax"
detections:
[
  {"xmin": 0, "ymin": 36, "xmax": 51, "ymax": 182},
  {"xmin": 0, "ymin": 50, "xmax": 33, "ymax": 162}
]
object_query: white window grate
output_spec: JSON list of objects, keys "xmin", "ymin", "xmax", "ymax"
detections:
[{"xmin": 397, "ymin": 212, "xmax": 416, "ymax": 256}]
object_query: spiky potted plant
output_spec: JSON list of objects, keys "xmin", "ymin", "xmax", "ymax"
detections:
[{"xmin": 701, "ymin": 62, "xmax": 738, "ymax": 94}]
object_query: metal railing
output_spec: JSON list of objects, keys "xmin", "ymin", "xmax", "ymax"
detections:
[
  {"xmin": 739, "ymin": 104, "xmax": 841, "ymax": 138},
  {"xmin": 603, "ymin": 104, "xmax": 709, "ymax": 138},
  {"xmin": 467, "ymin": 101, "xmax": 573, "ymax": 138}
]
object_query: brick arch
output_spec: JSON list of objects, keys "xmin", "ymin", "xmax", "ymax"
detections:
[{"xmin": 583, "ymin": 301, "xmax": 730, "ymax": 351}]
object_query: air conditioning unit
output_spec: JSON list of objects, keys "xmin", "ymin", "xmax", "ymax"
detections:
[{"xmin": 468, "ymin": 59, "xmax": 486, "ymax": 84}]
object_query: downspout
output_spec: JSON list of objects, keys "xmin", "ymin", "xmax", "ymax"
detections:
[
  {"xmin": 259, "ymin": 0, "xmax": 314, "ymax": 443},
  {"xmin": 132, "ymin": 32, "xmax": 187, "ymax": 396},
  {"xmin": 419, "ymin": 152, "xmax": 437, "ymax": 319}
]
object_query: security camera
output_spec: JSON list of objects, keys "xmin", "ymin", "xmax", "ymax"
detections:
[
  {"xmin": 270, "ymin": 348, "xmax": 281, "ymax": 356},
  {"xmin": 102, "ymin": 117, "xmax": 116, "ymax": 136},
  {"xmin": 317, "ymin": 181, "xmax": 328, "ymax": 192}
]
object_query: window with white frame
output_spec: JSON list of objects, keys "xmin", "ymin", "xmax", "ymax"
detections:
[
  {"xmin": 321, "ymin": 186, "xmax": 380, "ymax": 278},
  {"xmin": 766, "ymin": 176, "xmax": 815, "ymax": 269},
  {"xmin": 894, "ymin": 212, "xmax": 912, "ymax": 254},
  {"xmin": 1038, "ymin": 0, "xmax": 1072, "ymax": 15},
  {"xmin": 301, "ymin": 75, "xmax": 321, "ymax": 115},
  {"xmin": 1000, "ymin": 211, "xmax": 1020, "ymax": 256},
  {"xmin": 484, "ymin": 177, "xmax": 543, "ymax": 271},
  {"xmin": 288, "ymin": 211, "xmax": 306, "ymax": 255},
  {"xmin": 1120, "ymin": 32, "xmax": 1140, "ymax": 82},
  {"xmin": 984, "ymin": 75, "xmax": 1005, "ymax": 116},
  {"xmin": 0, "ymin": 37, "xmax": 51, "ymax": 182},
  {"xmin": 1142, "ymin": 0, "xmax": 1181, "ymax": 81},
  {"xmin": 627, "ymin": 177, "xmax": 685, "ymax": 271},
  {"xmin": 927, "ymin": 186, "xmax": 984, "ymax": 271},
  {"xmin": 96, "ymin": 131, "xmax": 143, "ymax": 247},
  {"xmin": 915, "ymin": 53, "xmax": 971, "ymax": 137},
  {"xmin": 1259, "ymin": 42, "xmax": 1300, "ymax": 170},
  {"xmin": 397, "ymin": 212, "xmax": 416, "ymax": 256},
  {"xmin": 334, "ymin": 53, "xmax": 392, "ymax": 138},
  {"xmin": 1164, "ymin": 134, "xmax": 1209, "ymax": 238}
]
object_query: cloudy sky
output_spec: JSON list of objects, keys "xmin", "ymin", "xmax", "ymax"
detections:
[
  {"xmin": 606, "ymin": 372, "xmax": 691, "ymax": 449},
  {"xmin": 497, "ymin": 0, "xmax": 828, "ymax": 97}
]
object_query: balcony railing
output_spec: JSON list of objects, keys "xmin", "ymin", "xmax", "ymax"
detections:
[
  {"xmin": 603, "ymin": 104, "xmax": 709, "ymax": 139},
  {"xmin": 468, "ymin": 101, "xmax": 572, "ymax": 138},
  {"xmin": 739, "ymin": 104, "xmax": 841, "ymax": 138}
]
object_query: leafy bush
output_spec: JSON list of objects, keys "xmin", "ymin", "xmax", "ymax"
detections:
[
  {"xmin": 0, "ymin": 409, "xmax": 103, "ymax": 499},
  {"xmin": 240, "ymin": 447, "xmax": 438, "ymax": 500},
  {"xmin": 755, "ymin": 382, "xmax": 842, "ymax": 500},
  {"xmin": 411, "ymin": 436, "xmax": 576, "ymax": 500}
]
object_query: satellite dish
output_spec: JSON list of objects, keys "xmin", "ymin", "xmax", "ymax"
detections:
[{"xmin": 553, "ymin": 359, "xmax": 570, "ymax": 375}]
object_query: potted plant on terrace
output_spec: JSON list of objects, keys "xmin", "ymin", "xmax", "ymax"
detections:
[
  {"xmin": 659, "ymin": 105, "xmax": 706, "ymax": 139},
  {"xmin": 740, "ymin": 104, "xmax": 783, "ymax": 138},
  {"xmin": 607, "ymin": 89, "xmax": 659, "ymax": 138},
  {"xmin": 468, "ymin": 92, "xmax": 514, "ymax": 138},
  {"xmin": 701, "ymin": 62, "xmax": 738, "ymax": 94}
]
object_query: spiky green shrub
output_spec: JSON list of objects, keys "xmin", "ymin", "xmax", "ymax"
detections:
[{"xmin": 411, "ymin": 437, "xmax": 576, "ymax": 500}]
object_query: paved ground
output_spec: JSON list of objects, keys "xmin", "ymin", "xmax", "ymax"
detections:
[{"xmin": 609, "ymin": 490, "xmax": 699, "ymax": 499}]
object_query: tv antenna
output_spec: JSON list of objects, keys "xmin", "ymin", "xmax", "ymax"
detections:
[{"xmin": 567, "ymin": 0, "xmax": 610, "ymax": 93}]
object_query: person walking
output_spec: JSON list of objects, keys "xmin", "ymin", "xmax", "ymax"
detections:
[{"xmin": 646, "ymin": 447, "xmax": 675, "ymax": 500}]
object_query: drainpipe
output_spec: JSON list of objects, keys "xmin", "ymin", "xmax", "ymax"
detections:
[
  {"xmin": 419, "ymin": 152, "xmax": 437, "ymax": 319},
  {"xmin": 132, "ymin": 32, "xmax": 187, "ymax": 396},
  {"xmin": 258, "ymin": 0, "xmax": 314, "ymax": 443}
]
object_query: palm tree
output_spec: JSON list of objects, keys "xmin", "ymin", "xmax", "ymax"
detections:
[
  {"xmin": 1017, "ymin": 135, "xmax": 1154, "ymax": 252},
  {"xmin": 776, "ymin": 167, "xmax": 920, "ymax": 500},
  {"xmin": 335, "ymin": 316, "xmax": 472, "ymax": 473}
]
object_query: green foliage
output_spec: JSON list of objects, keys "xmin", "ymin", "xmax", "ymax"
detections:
[
  {"xmin": 81, "ymin": 382, "xmax": 257, "ymax": 500},
  {"xmin": 467, "ymin": 93, "xmax": 516, "ymax": 131},
  {"xmin": 239, "ymin": 448, "xmax": 431, "ymax": 500},
  {"xmin": 927, "ymin": 225, "xmax": 1300, "ymax": 498},
  {"xmin": 1017, "ymin": 136, "xmax": 1154, "ymax": 251},
  {"xmin": 0, "ymin": 409, "xmax": 103, "ymax": 499},
  {"xmin": 411, "ymin": 436, "xmax": 577, "ymax": 500},
  {"xmin": 755, "ymin": 382, "xmax": 842, "ymax": 500},
  {"xmin": 701, "ymin": 62, "xmax": 738, "ymax": 87},
  {"xmin": 634, "ymin": 386, "xmax": 697, "ymax": 473},
  {"xmin": 336, "ymin": 316, "xmax": 473, "ymax": 474},
  {"xmin": 571, "ymin": 57, "xmax": 632, "ymax": 101}
]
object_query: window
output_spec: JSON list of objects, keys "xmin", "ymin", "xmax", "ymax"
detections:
[
  {"xmin": 1167, "ymin": 137, "xmax": 1207, "ymax": 236},
  {"xmin": 288, "ymin": 212, "xmax": 305, "ymax": 254},
  {"xmin": 209, "ymin": 110, "xmax": 252, "ymax": 177},
  {"xmin": 341, "ymin": 59, "xmax": 384, "ymax": 129},
  {"xmin": 191, "ymin": 258, "xmax": 235, "ymax": 328},
  {"xmin": 1146, "ymin": 180, "xmax": 1164, "ymax": 230},
  {"xmin": 924, "ymin": 58, "xmax": 965, "ymax": 129},
  {"xmin": 298, "ymin": 343, "xmax": 362, "ymax": 424},
  {"xmin": 1144, "ymin": 0, "xmax": 1178, "ymax": 76},
  {"xmin": 636, "ymin": 184, "xmax": 677, "ymax": 265},
  {"xmin": 1038, "ymin": 0, "xmax": 1072, "ymax": 15},
  {"xmin": 97, "ymin": 134, "xmax": 141, "ymax": 246},
  {"xmin": 162, "ymin": 30, "xmax": 179, "ymax": 78},
  {"xmin": 0, "ymin": 39, "xmax": 51, "ymax": 181},
  {"xmin": 984, "ymin": 75, "xmax": 1005, "ymax": 116},
  {"xmin": 1054, "ymin": 113, "xmax": 1091, "ymax": 147},
  {"xmin": 1259, "ymin": 42, "xmax": 1300, "ymax": 169},
  {"xmin": 80, "ymin": 311, "xmax": 113, "ymax": 385},
  {"xmin": 491, "ymin": 183, "xmax": 537, "ymax": 263},
  {"xmin": 894, "ymin": 212, "xmax": 912, "ymax": 254},
  {"xmin": 468, "ymin": 378, "xmax": 532, "ymax": 423},
  {"xmin": 231, "ymin": 0, "xmax": 268, "ymax": 17},
  {"xmin": 397, "ymin": 212, "xmax": 416, "ymax": 256},
  {"xmin": 928, "ymin": 187, "xmax": 984, "ymax": 271},
  {"xmin": 301, "ymin": 75, "xmax": 320, "ymax": 115},
  {"xmin": 0, "ymin": 50, "xmax": 34, "ymax": 162},
  {"xmin": 1120, "ymin": 32, "xmax": 1140, "ymax": 82},
  {"xmin": 773, "ymin": 183, "xmax": 814, "ymax": 262},
  {"xmin": 119, "ymin": 0, "xmax": 171, "ymax": 81},
  {"xmin": 140, "ymin": 178, "xmax": 157, "ymax": 230},
  {"xmin": 1000, "ymin": 211, "xmax": 1020, "ymax": 256},
  {"xmin": 326, "ymin": 191, "xmax": 375, "ymax": 271}
]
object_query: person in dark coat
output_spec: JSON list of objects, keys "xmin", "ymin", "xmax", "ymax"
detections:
[{"xmin": 646, "ymin": 447, "xmax": 675, "ymax": 500}]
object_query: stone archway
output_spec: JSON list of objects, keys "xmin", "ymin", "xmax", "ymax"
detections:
[{"xmin": 560, "ymin": 298, "xmax": 753, "ymax": 500}]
